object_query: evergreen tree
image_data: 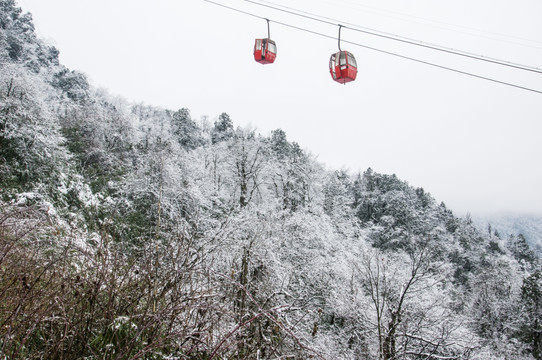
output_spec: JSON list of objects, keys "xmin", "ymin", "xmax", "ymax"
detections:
[
  {"xmin": 508, "ymin": 233, "xmax": 538, "ymax": 268},
  {"xmin": 170, "ymin": 107, "xmax": 204, "ymax": 150},
  {"xmin": 211, "ymin": 112, "xmax": 234, "ymax": 143},
  {"xmin": 269, "ymin": 128, "xmax": 291, "ymax": 159},
  {"xmin": 51, "ymin": 68, "xmax": 90, "ymax": 102},
  {"xmin": 521, "ymin": 271, "xmax": 542, "ymax": 358}
]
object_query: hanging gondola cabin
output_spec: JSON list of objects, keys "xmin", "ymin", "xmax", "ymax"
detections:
[
  {"xmin": 254, "ymin": 38, "xmax": 277, "ymax": 64},
  {"xmin": 329, "ymin": 51, "xmax": 357, "ymax": 84}
]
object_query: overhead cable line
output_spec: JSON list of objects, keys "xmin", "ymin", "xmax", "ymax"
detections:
[
  {"xmin": 244, "ymin": 0, "xmax": 542, "ymax": 74},
  {"xmin": 202, "ymin": 0, "xmax": 542, "ymax": 94},
  {"xmin": 314, "ymin": 0, "xmax": 542, "ymax": 48}
]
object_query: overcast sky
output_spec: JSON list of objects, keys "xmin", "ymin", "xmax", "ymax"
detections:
[{"xmin": 16, "ymin": 0, "xmax": 542, "ymax": 217}]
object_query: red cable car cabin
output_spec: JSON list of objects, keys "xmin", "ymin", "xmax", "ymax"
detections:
[
  {"xmin": 329, "ymin": 51, "xmax": 357, "ymax": 84},
  {"xmin": 254, "ymin": 38, "xmax": 277, "ymax": 64}
]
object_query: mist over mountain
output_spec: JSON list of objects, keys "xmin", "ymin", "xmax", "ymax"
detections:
[
  {"xmin": 473, "ymin": 213, "xmax": 542, "ymax": 256},
  {"xmin": 1, "ymin": 1, "xmax": 541, "ymax": 359}
]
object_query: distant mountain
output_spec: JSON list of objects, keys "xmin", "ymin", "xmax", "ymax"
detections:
[{"xmin": 473, "ymin": 213, "xmax": 542, "ymax": 256}]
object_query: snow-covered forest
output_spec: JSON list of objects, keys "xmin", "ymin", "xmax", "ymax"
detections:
[{"xmin": 1, "ymin": 0, "xmax": 541, "ymax": 358}]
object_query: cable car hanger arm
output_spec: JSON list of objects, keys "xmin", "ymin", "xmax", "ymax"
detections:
[{"xmin": 338, "ymin": 24, "xmax": 342, "ymax": 52}]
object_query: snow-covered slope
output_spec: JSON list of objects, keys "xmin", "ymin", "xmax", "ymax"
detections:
[{"xmin": 2, "ymin": 1, "xmax": 542, "ymax": 358}]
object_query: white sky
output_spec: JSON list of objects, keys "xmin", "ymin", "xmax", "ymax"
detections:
[{"xmin": 15, "ymin": 0, "xmax": 542, "ymax": 217}]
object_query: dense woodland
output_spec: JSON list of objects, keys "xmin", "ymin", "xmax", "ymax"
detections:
[{"xmin": 1, "ymin": 1, "xmax": 541, "ymax": 358}]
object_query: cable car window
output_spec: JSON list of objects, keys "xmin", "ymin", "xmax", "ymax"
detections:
[
  {"xmin": 267, "ymin": 41, "xmax": 277, "ymax": 54},
  {"xmin": 330, "ymin": 59, "xmax": 337, "ymax": 79},
  {"xmin": 347, "ymin": 53, "xmax": 357, "ymax": 68},
  {"xmin": 256, "ymin": 39, "xmax": 261, "ymax": 51},
  {"xmin": 339, "ymin": 52, "xmax": 347, "ymax": 66}
]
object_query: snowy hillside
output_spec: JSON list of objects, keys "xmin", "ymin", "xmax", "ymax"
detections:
[{"xmin": 1, "ymin": 1, "xmax": 541, "ymax": 359}]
